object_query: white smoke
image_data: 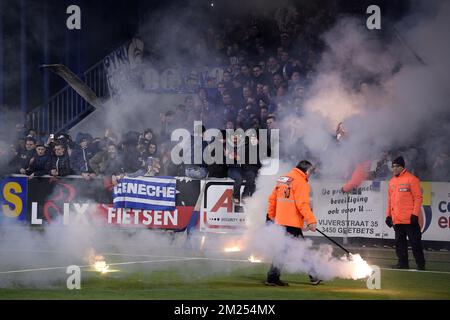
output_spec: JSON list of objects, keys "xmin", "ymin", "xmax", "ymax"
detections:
[
  {"xmin": 3, "ymin": 0, "xmax": 449, "ymax": 289},
  {"xmin": 281, "ymin": 1, "xmax": 450, "ymax": 179}
]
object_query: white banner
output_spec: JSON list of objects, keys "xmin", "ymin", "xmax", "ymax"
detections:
[
  {"xmin": 198, "ymin": 179, "xmax": 450, "ymax": 242},
  {"xmin": 310, "ymin": 181, "xmax": 385, "ymax": 238}
]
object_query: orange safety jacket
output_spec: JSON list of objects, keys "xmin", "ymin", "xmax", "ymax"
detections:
[
  {"xmin": 267, "ymin": 167, "xmax": 317, "ymax": 228},
  {"xmin": 386, "ymin": 169, "xmax": 423, "ymax": 225}
]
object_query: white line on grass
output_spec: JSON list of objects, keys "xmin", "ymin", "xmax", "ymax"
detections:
[
  {"xmin": 0, "ymin": 258, "xmax": 199, "ymax": 275},
  {"xmin": 2, "ymin": 252, "xmax": 449, "ymax": 276},
  {"xmin": 380, "ymin": 267, "xmax": 450, "ymax": 275},
  {"xmin": 101, "ymin": 252, "xmax": 251, "ymax": 263}
]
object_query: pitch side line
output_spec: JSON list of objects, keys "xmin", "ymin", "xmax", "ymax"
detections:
[
  {"xmin": 380, "ymin": 267, "xmax": 450, "ymax": 275},
  {"xmin": 0, "ymin": 258, "xmax": 199, "ymax": 275},
  {"xmin": 102, "ymin": 253, "xmax": 450, "ymax": 275}
]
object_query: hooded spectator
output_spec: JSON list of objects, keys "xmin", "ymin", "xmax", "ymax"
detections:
[{"xmin": 70, "ymin": 133, "xmax": 97, "ymax": 178}]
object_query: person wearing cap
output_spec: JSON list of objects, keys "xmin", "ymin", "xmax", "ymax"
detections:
[
  {"xmin": 386, "ymin": 156, "xmax": 425, "ymax": 270},
  {"xmin": 265, "ymin": 160, "xmax": 321, "ymax": 286}
]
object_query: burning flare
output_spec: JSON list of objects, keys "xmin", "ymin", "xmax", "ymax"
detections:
[
  {"xmin": 224, "ymin": 246, "xmax": 241, "ymax": 252},
  {"xmin": 86, "ymin": 248, "xmax": 111, "ymax": 274},
  {"xmin": 248, "ymin": 255, "xmax": 262, "ymax": 263},
  {"xmin": 347, "ymin": 254, "xmax": 373, "ymax": 279},
  {"xmin": 93, "ymin": 257, "xmax": 110, "ymax": 274}
]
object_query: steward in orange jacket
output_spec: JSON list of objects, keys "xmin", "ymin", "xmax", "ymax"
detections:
[
  {"xmin": 267, "ymin": 166, "xmax": 317, "ymax": 229},
  {"xmin": 386, "ymin": 156, "xmax": 425, "ymax": 270},
  {"xmin": 265, "ymin": 160, "xmax": 321, "ymax": 286}
]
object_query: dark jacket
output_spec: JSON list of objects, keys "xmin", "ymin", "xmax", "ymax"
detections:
[
  {"xmin": 12, "ymin": 149, "xmax": 36, "ymax": 172},
  {"xmin": 27, "ymin": 153, "xmax": 51, "ymax": 176},
  {"xmin": 50, "ymin": 154, "xmax": 73, "ymax": 176},
  {"xmin": 186, "ymin": 135, "xmax": 209, "ymax": 169},
  {"xmin": 89, "ymin": 151, "xmax": 124, "ymax": 175},
  {"xmin": 121, "ymin": 145, "xmax": 142, "ymax": 173},
  {"xmin": 70, "ymin": 146, "xmax": 96, "ymax": 174}
]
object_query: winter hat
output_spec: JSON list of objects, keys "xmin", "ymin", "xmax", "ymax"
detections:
[{"xmin": 392, "ymin": 156, "xmax": 405, "ymax": 168}]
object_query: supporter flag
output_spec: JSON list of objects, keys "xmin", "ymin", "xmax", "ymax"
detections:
[{"xmin": 113, "ymin": 176, "xmax": 176, "ymax": 211}]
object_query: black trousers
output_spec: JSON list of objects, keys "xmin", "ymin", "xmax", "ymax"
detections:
[
  {"xmin": 266, "ymin": 225, "xmax": 316, "ymax": 282},
  {"xmin": 228, "ymin": 167, "xmax": 257, "ymax": 200},
  {"xmin": 393, "ymin": 223, "xmax": 425, "ymax": 268}
]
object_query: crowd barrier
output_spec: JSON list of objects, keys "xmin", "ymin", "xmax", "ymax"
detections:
[{"xmin": 0, "ymin": 175, "xmax": 449, "ymax": 242}]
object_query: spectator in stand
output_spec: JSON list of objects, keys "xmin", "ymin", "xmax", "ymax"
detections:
[
  {"xmin": 260, "ymin": 105, "xmax": 269, "ymax": 128},
  {"xmin": 242, "ymin": 85, "xmax": 255, "ymax": 106},
  {"xmin": 279, "ymin": 32, "xmax": 293, "ymax": 52},
  {"xmin": 160, "ymin": 110, "xmax": 176, "ymax": 142},
  {"xmin": 14, "ymin": 123, "xmax": 27, "ymax": 142},
  {"xmin": 231, "ymin": 76, "xmax": 245, "ymax": 107},
  {"xmin": 266, "ymin": 56, "xmax": 281, "ymax": 76},
  {"xmin": 158, "ymin": 141, "xmax": 181, "ymax": 176},
  {"xmin": 279, "ymin": 51, "xmax": 294, "ymax": 80},
  {"xmin": 121, "ymin": 131, "xmax": 143, "ymax": 173},
  {"xmin": 26, "ymin": 143, "xmax": 51, "ymax": 178},
  {"xmin": 145, "ymin": 142, "xmax": 159, "ymax": 159},
  {"xmin": 289, "ymin": 71, "xmax": 302, "ymax": 89},
  {"xmin": 55, "ymin": 133, "xmax": 76, "ymax": 155},
  {"xmin": 214, "ymin": 82, "xmax": 227, "ymax": 105},
  {"xmin": 241, "ymin": 131, "xmax": 262, "ymax": 199},
  {"xmin": 240, "ymin": 64, "xmax": 254, "ymax": 88},
  {"xmin": 272, "ymin": 73, "xmax": 285, "ymax": 91},
  {"xmin": 70, "ymin": 133, "xmax": 97, "ymax": 179},
  {"xmin": 225, "ymin": 133, "xmax": 255, "ymax": 204},
  {"xmin": 262, "ymin": 84, "xmax": 274, "ymax": 102},
  {"xmin": 222, "ymin": 70, "xmax": 233, "ymax": 90},
  {"xmin": 139, "ymin": 128, "xmax": 155, "ymax": 150},
  {"xmin": 256, "ymin": 45, "xmax": 268, "ymax": 62},
  {"xmin": 25, "ymin": 128, "xmax": 39, "ymax": 141},
  {"xmin": 185, "ymin": 124, "xmax": 209, "ymax": 179},
  {"xmin": 221, "ymin": 93, "xmax": 239, "ymax": 124},
  {"xmin": 104, "ymin": 128, "xmax": 120, "ymax": 145},
  {"xmin": 255, "ymin": 83, "xmax": 266, "ymax": 102},
  {"xmin": 50, "ymin": 142, "xmax": 73, "ymax": 177},
  {"xmin": 90, "ymin": 142, "xmax": 123, "ymax": 176},
  {"xmin": 16, "ymin": 137, "xmax": 37, "ymax": 174},
  {"xmin": 430, "ymin": 150, "xmax": 450, "ymax": 181},
  {"xmin": 135, "ymin": 141, "xmax": 161, "ymax": 175}
]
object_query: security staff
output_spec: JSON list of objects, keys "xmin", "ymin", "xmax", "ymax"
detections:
[
  {"xmin": 386, "ymin": 156, "xmax": 425, "ymax": 270},
  {"xmin": 265, "ymin": 160, "xmax": 321, "ymax": 286}
]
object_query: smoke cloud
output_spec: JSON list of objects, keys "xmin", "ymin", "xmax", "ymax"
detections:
[{"xmin": 2, "ymin": 0, "xmax": 449, "ymax": 289}]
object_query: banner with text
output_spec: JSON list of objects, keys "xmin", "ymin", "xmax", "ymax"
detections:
[
  {"xmin": 200, "ymin": 180, "xmax": 246, "ymax": 233},
  {"xmin": 310, "ymin": 181, "xmax": 385, "ymax": 238},
  {"xmin": 113, "ymin": 176, "xmax": 176, "ymax": 211}
]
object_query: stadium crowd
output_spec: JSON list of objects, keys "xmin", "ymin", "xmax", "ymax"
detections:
[{"xmin": 0, "ymin": 3, "xmax": 449, "ymax": 199}]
